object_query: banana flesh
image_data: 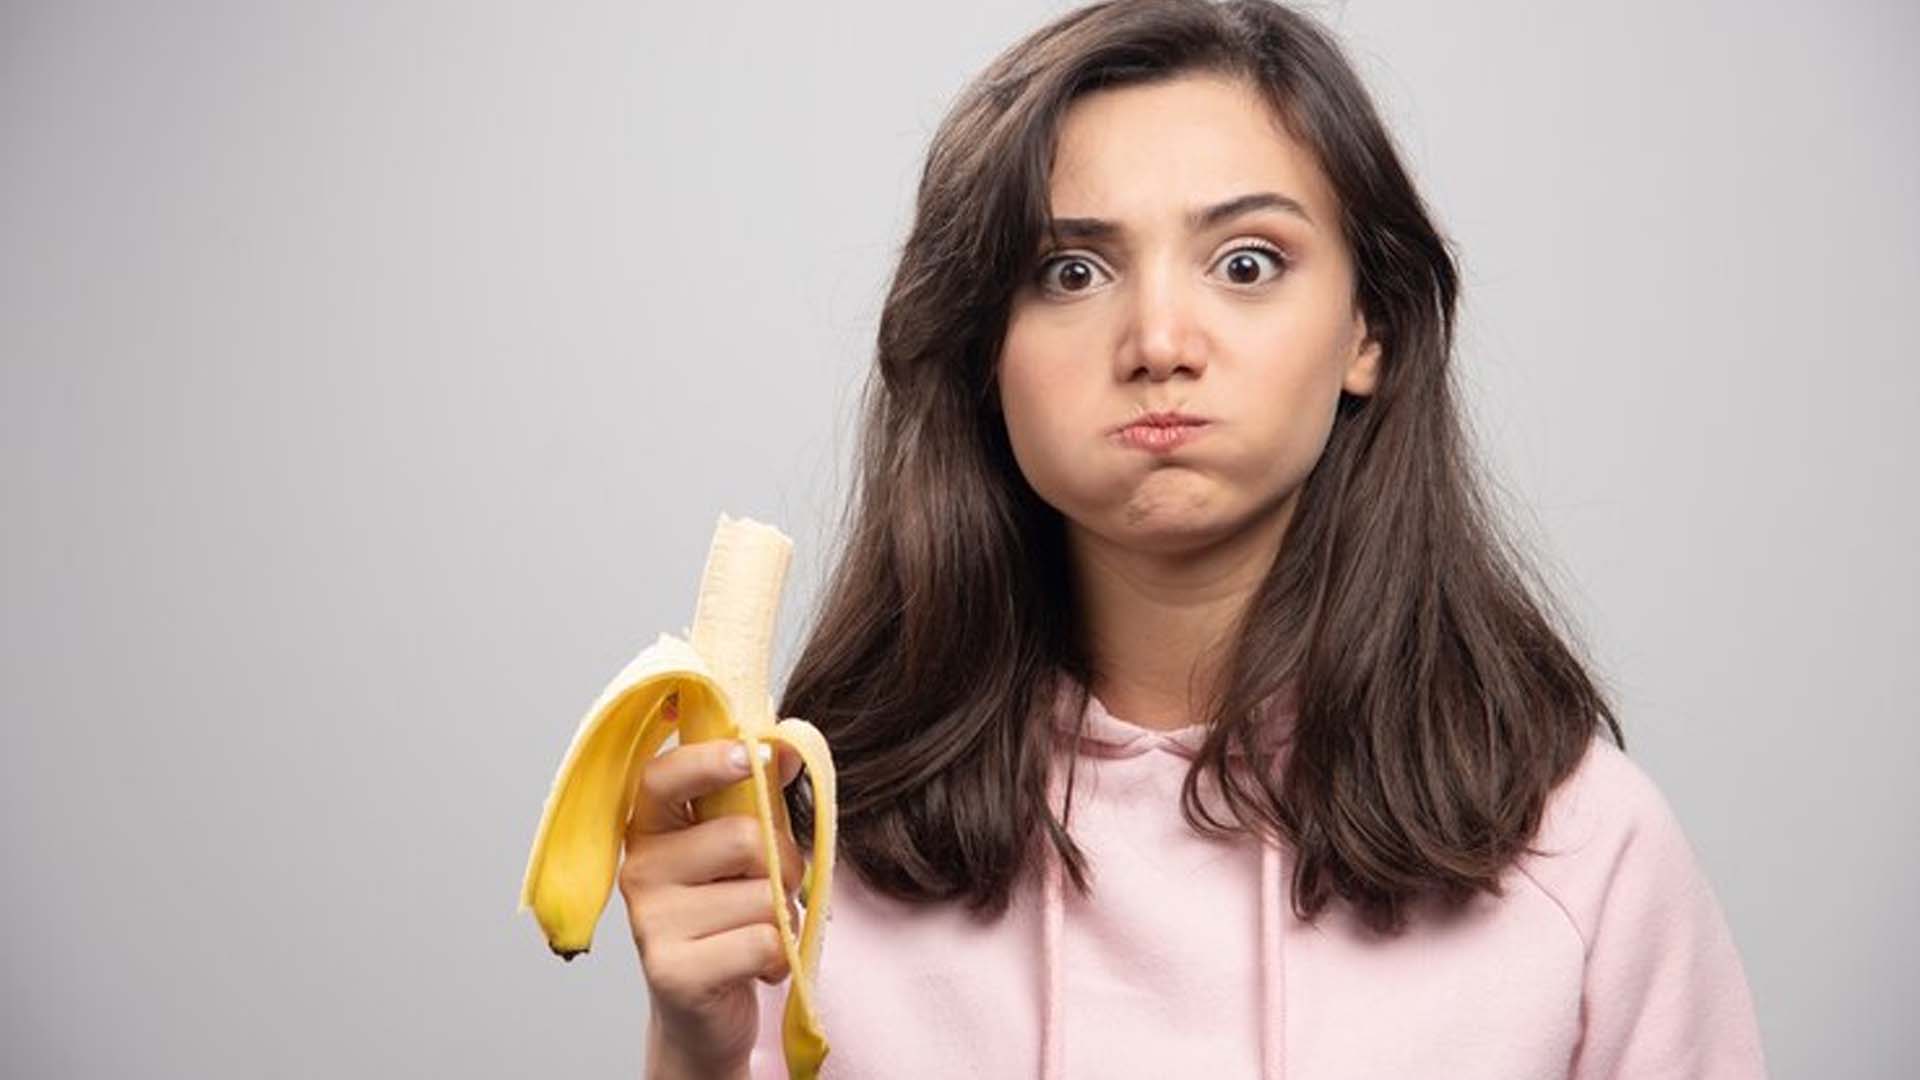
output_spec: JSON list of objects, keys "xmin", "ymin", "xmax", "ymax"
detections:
[{"xmin": 519, "ymin": 514, "xmax": 837, "ymax": 1079}]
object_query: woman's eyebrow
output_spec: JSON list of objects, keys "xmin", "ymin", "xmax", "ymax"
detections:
[{"xmin": 1046, "ymin": 191, "xmax": 1314, "ymax": 243}]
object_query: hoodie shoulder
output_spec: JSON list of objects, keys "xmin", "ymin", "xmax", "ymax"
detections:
[
  {"xmin": 1513, "ymin": 733, "xmax": 1695, "ymax": 946},
  {"xmin": 1512, "ymin": 734, "xmax": 1770, "ymax": 1078}
]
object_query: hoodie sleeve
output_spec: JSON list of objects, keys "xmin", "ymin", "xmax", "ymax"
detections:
[{"xmin": 1518, "ymin": 737, "xmax": 1768, "ymax": 1080}]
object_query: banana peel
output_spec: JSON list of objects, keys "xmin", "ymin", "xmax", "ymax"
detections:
[{"xmin": 519, "ymin": 515, "xmax": 836, "ymax": 1079}]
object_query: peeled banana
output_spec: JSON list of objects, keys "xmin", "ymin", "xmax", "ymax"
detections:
[{"xmin": 519, "ymin": 514, "xmax": 837, "ymax": 1080}]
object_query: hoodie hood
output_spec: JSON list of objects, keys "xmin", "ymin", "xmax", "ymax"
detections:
[
  {"xmin": 1047, "ymin": 678, "xmax": 1295, "ymax": 761},
  {"xmin": 1039, "ymin": 677, "xmax": 1296, "ymax": 1080},
  {"xmin": 746, "ymin": 677, "xmax": 1770, "ymax": 1078}
]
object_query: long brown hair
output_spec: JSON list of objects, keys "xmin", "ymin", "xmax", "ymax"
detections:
[{"xmin": 777, "ymin": 0, "xmax": 1622, "ymax": 935}]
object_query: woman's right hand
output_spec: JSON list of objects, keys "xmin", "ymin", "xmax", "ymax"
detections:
[{"xmin": 621, "ymin": 730, "xmax": 807, "ymax": 1078}]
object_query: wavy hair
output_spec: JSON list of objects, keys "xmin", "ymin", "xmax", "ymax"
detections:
[{"xmin": 778, "ymin": 0, "xmax": 1622, "ymax": 934}]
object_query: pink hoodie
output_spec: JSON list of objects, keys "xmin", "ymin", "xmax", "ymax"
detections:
[{"xmin": 749, "ymin": 682, "xmax": 1767, "ymax": 1078}]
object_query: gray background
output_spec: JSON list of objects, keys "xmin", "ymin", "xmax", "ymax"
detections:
[{"xmin": 3, "ymin": 1, "xmax": 1914, "ymax": 1076}]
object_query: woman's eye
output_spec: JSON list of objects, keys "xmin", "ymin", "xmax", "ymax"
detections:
[
  {"xmin": 1034, "ymin": 254, "xmax": 1111, "ymax": 295},
  {"xmin": 1211, "ymin": 244, "xmax": 1287, "ymax": 287},
  {"xmin": 1034, "ymin": 244, "xmax": 1289, "ymax": 296}
]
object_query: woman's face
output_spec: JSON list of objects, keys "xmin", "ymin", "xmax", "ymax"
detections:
[{"xmin": 998, "ymin": 72, "xmax": 1380, "ymax": 559}]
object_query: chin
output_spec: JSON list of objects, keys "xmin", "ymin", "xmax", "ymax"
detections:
[
  {"xmin": 1101, "ymin": 509, "xmax": 1241, "ymax": 557},
  {"xmin": 1049, "ymin": 475, "xmax": 1265, "ymax": 555}
]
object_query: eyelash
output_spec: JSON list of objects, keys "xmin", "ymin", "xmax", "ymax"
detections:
[{"xmin": 1031, "ymin": 240, "xmax": 1290, "ymax": 295}]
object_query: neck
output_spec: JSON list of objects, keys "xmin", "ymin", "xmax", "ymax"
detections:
[{"xmin": 1068, "ymin": 497, "xmax": 1294, "ymax": 732}]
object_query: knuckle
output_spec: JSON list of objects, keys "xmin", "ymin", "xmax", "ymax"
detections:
[
  {"xmin": 645, "ymin": 953, "xmax": 691, "ymax": 1000},
  {"xmin": 730, "ymin": 816, "xmax": 766, "ymax": 870},
  {"xmin": 755, "ymin": 921, "xmax": 784, "ymax": 960},
  {"xmin": 628, "ymin": 904, "xmax": 663, "ymax": 951},
  {"xmin": 631, "ymin": 910, "xmax": 663, "ymax": 962},
  {"xmin": 637, "ymin": 756, "xmax": 671, "ymax": 807},
  {"xmin": 617, "ymin": 851, "xmax": 648, "ymax": 893}
]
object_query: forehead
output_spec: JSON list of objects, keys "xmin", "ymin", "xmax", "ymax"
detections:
[{"xmin": 1046, "ymin": 73, "xmax": 1335, "ymax": 227}]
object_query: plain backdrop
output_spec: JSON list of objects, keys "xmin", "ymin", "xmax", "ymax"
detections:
[{"xmin": 4, "ymin": 1, "xmax": 1915, "ymax": 1076}]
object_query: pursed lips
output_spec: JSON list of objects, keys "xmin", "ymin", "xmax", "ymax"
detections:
[
  {"xmin": 1110, "ymin": 410, "xmax": 1212, "ymax": 451},
  {"xmin": 1109, "ymin": 410, "xmax": 1211, "ymax": 434}
]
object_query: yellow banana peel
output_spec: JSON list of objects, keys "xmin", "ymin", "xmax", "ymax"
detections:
[{"xmin": 519, "ymin": 514, "xmax": 836, "ymax": 1079}]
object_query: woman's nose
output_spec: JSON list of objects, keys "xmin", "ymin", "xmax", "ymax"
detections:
[{"xmin": 1114, "ymin": 266, "xmax": 1207, "ymax": 383}]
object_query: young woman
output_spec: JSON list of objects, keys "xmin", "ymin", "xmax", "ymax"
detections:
[{"xmin": 622, "ymin": 2, "xmax": 1768, "ymax": 1077}]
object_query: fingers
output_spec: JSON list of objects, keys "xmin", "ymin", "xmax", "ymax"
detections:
[
  {"xmin": 633, "ymin": 877, "xmax": 804, "ymax": 945},
  {"xmin": 616, "ymin": 710, "xmax": 821, "ymax": 1038},
  {"xmin": 647, "ymin": 922, "xmax": 791, "ymax": 1001},
  {"xmin": 621, "ymin": 818, "xmax": 807, "ymax": 999},
  {"xmin": 629, "ymin": 739, "xmax": 751, "ymax": 836},
  {"xmin": 625, "ymin": 813, "xmax": 808, "ymax": 891},
  {"xmin": 629, "ymin": 734, "xmax": 806, "ymax": 838}
]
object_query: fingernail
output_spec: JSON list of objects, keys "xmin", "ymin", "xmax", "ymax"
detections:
[{"xmin": 728, "ymin": 741, "xmax": 772, "ymax": 774}]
